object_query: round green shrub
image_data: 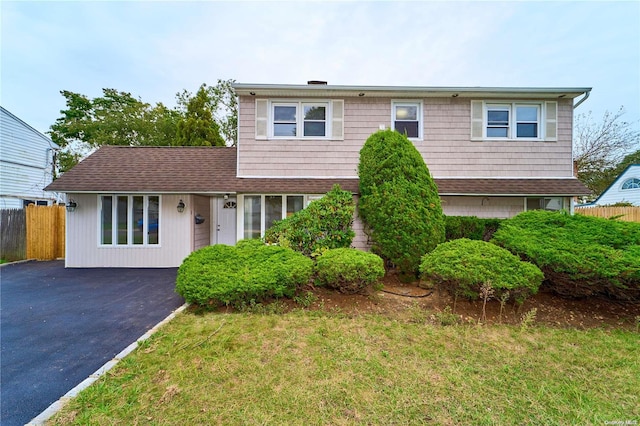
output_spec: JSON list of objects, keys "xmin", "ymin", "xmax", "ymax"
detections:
[
  {"xmin": 419, "ymin": 238, "xmax": 543, "ymax": 303},
  {"xmin": 264, "ymin": 185, "xmax": 355, "ymax": 256},
  {"xmin": 315, "ymin": 248, "xmax": 385, "ymax": 294},
  {"xmin": 491, "ymin": 210, "xmax": 640, "ymax": 300},
  {"xmin": 175, "ymin": 240, "xmax": 314, "ymax": 306},
  {"xmin": 358, "ymin": 130, "xmax": 445, "ymax": 277}
]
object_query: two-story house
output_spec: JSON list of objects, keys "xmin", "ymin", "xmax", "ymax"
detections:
[
  {"xmin": 1, "ymin": 106, "xmax": 60, "ymax": 209},
  {"xmin": 46, "ymin": 82, "xmax": 591, "ymax": 267}
]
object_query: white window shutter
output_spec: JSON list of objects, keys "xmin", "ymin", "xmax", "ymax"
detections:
[
  {"xmin": 545, "ymin": 101, "xmax": 557, "ymax": 141},
  {"xmin": 255, "ymin": 99, "xmax": 268, "ymax": 139},
  {"xmin": 331, "ymin": 100, "xmax": 344, "ymax": 140},
  {"xmin": 470, "ymin": 100, "xmax": 483, "ymax": 140}
]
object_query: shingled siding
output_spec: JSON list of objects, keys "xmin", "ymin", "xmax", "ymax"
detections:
[{"xmin": 237, "ymin": 96, "xmax": 575, "ymax": 179}]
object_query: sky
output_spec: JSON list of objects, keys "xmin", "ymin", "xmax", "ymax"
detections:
[{"xmin": 1, "ymin": 1, "xmax": 639, "ymax": 137}]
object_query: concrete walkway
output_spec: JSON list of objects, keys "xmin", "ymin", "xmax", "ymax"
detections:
[{"xmin": 0, "ymin": 261, "xmax": 184, "ymax": 426}]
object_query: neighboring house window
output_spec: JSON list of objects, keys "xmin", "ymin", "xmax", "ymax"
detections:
[
  {"xmin": 621, "ymin": 178, "xmax": 640, "ymax": 190},
  {"xmin": 100, "ymin": 195, "xmax": 159, "ymax": 246},
  {"xmin": 471, "ymin": 101, "xmax": 556, "ymax": 141},
  {"xmin": 271, "ymin": 102, "xmax": 329, "ymax": 138},
  {"xmin": 242, "ymin": 194, "xmax": 307, "ymax": 239},
  {"xmin": 526, "ymin": 197, "xmax": 564, "ymax": 211},
  {"xmin": 22, "ymin": 200, "xmax": 48, "ymax": 207},
  {"xmin": 392, "ymin": 101, "xmax": 422, "ymax": 140}
]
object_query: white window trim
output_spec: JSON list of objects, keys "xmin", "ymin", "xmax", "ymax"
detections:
[
  {"xmin": 269, "ymin": 100, "xmax": 332, "ymax": 140},
  {"xmin": 391, "ymin": 100, "xmax": 423, "ymax": 141},
  {"xmin": 97, "ymin": 194, "xmax": 161, "ymax": 247},
  {"xmin": 484, "ymin": 102, "xmax": 543, "ymax": 141}
]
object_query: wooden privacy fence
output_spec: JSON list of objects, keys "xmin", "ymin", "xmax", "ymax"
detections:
[
  {"xmin": 575, "ymin": 206, "xmax": 640, "ymax": 222},
  {"xmin": 26, "ymin": 204, "xmax": 65, "ymax": 260},
  {"xmin": 0, "ymin": 209, "xmax": 27, "ymax": 261}
]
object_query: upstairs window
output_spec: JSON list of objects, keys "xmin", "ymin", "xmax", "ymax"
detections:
[
  {"xmin": 303, "ymin": 105, "xmax": 327, "ymax": 137},
  {"xmin": 485, "ymin": 103, "xmax": 540, "ymax": 139},
  {"xmin": 273, "ymin": 105, "xmax": 297, "ymax": 137},
  {"xmin": 392, "ymin": 101, "xmax": 422, "ymax": 140},
  {"xmin": 472, "ymin": 101, "xmax": 556, "ymax": 141},
  {"xmin": 621, "ymin": 178, "xmax": 640, "ymax": 190},
  {"xmin": 271, "ymin": 102, "xmax": 329, "ymax": 138}
]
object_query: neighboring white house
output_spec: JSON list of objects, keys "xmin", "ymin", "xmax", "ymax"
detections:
[
  {"xmin": 0, "ymin": 106, "xmax": 59, "ymax": 209},
  {"xmin": 587, "ymin": 164, "xmax": 640, "ymax": 206},
  {"xmin": 47, "ymin": 82, "xmax": 591, "ymax": 267}
]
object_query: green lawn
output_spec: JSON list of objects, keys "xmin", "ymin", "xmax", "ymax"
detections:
[{"xmin": 50, "ymin": 309, "xmax": 639, "ymax": 425}]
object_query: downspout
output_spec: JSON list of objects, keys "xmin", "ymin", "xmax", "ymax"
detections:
[
  {"xmin": 573, "ymin": 89, "xmax": 591, "ymax": 109},
  {"xmin": 571, "ymin": 89, "xmax": 591, "ymax": 209}
]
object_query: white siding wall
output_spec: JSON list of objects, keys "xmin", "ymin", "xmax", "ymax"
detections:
[
  {"xmin": 237, "ymin": 96, "xmax": 575, "ymax": 179},
  {"xmin": 594, "ymin": 165, "xmax": 640, "ymax": 206},
  {"xmin": 441, "ymin": 196, "xmax": 525, "ymax": 219},
  {"xmin": 65, "ymin": 193, "xmax": 193, "ymax": 267},
  {"xmin": 351, "ymin": 198, "xmax": 371, "ymax": 251},
  {"xmin": 0, "ymin": 108, "xmax": 58, "ymax": 208}
]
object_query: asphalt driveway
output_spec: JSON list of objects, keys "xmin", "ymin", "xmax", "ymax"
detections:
[{"xmin": 0, "ymin": 260, "xmax": 184, "ymax": 426}]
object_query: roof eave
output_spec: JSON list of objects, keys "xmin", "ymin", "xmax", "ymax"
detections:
[{"xmin": 232, "ymin": 83, "xmax": 592, "ymax": 99}]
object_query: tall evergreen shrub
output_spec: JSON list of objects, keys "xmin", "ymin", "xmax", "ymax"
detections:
[{"xmin": 358, "ymin": 129, "xmax": 445, "ymax": 277}]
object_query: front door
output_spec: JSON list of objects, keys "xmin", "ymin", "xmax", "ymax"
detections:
[{"xmin": 215, "ymin": 197, "xmax": 237, "ymax": 245}]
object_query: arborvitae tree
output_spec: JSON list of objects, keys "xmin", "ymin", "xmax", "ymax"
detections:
[
  {"xmin": 358, "ymin": 129, "xmax": 445, "ymax": 278},
  {"xmin": 175, "ymin": 85, "xmax": 225, "ymax": 147}
]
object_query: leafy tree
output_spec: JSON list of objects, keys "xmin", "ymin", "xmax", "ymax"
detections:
[
  {"xmin": 49, "ymin": 79, "xmax": 238, "ymax": 172},
  {"xmin": 49, "ymin": 89, "xmax": 179, "ymax": 149},
  {"xmin": 358, "ymin": 129, "xmax": 445, "ymax": 278},
  {"xmin": 574, "ymin": 107, "xmax": 639, "ymax": 197}
]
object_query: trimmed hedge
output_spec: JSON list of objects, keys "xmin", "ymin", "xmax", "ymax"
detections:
[
  {"xmin": 264, "ymin": 185, "xmax": 355, "ymax": 256},
  {"xmin": 445, "ymin": 216, "xmax": 502, "ymax": 241},
  {"xmin": 419, "ymin": 238, "xmax": 543, "ymax": 303},
  {"xmin": 315, "ymin": 248, "xmax": 385, "ymax": 294},
  {"xmin": 175, "ymin": 240, "xmax": 313, "ymax": 306},
  {"xmin": 491, "ymin": 210, "xmax": 640, "ymax": 300},
  {"xmin": 358, "ymin": 130, "xmax": 445, "ymax": 277}
]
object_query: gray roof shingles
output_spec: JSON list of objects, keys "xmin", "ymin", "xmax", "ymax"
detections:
[{"xmin": 45, "ymin": 146, "xmax": 589, "ymax": 196}]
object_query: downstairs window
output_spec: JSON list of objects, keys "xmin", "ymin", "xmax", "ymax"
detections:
[{"xmin": 100, "ymin": 195, "xmax": 159, "ymax": 246}]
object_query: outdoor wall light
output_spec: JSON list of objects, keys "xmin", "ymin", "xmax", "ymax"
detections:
[
  {"xmin": 223, "ymin": 193, "xmax": 229, "ymax": 200},
  {"xmin": 177, "ymin": 199, "xmax": 185, "ymax": 213},
  {"xmin": 66, "ymin": 199, "xmax": 77, "ymax": 212}
]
